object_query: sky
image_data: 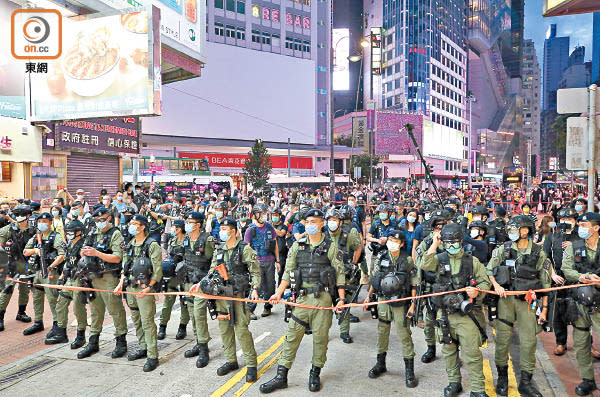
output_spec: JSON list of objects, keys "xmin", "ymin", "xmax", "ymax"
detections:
[{"xmin": 524, "ymin": 2, "xmax": 594, "ymax": 66}]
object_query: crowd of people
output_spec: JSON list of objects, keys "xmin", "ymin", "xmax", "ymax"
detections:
[{"xmin": 0, "ymin": 181, "xmax": 599, "ymax": 396}]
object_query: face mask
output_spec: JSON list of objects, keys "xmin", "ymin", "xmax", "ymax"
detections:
[
  {"xmin": 135, "ymin": 190, "xmax": 141, "ymax": 195},
  {"xmin": 125, "ymin": 199, "xmax": 132, "ymax": 204},
  {"xmin": 52, "ymin": 210, "xmax": 60, "ymax": 217},
  {"xmin": 386, "ymin": 241, "xmax": 400, "ymax": 252},
  {"xmin": 170, "ymin": 230, "xmax": 177, "ymax": 237},
  {"xmin": 73, "ymin": 209, "xmax": 81, "ymax": 216},
  {"xmin": 327, "ymin": 220, "xmax": 339, "ymax": 231},
  {"xmin": 219, "ymin": 230, "xmax": 231, "ymax": 242},
  {"xmin": 261, "ymin": 215, "xmax": 268, "ymax": 223},
  {"xmin": 305, "ymin": 224, "xmax": 319, "ymax": 235},
  {"xmin": 15, "ymin": 216, "xmax": 27, "ymax": 223},
  {"xmin": 578, "ymin": 227, "xmax": 592, "ymax": 240},
  {"xmin": 117, "ymin": 196, "xmax": 123, "ymax": 202},
  {"xmin": 508, "ymin": 231, "xmax": 520, "ymax": 242},
  {"xmin": 128, "ymin": 224, "xmax": 140, "ymax": 236},
  {"xmin": 150, "ymin": 199, "xmax": 157, "ymax": 205},
  {"xmin": 103, "ymin": 201, "xmax": 110, "ymax": 206},
  {"xmin": 472, "ymin": 216, "xmax": 481, "ymax": 222},
  {"xmin": 199, "ymin": 207, "xmax": 205, "ymax": 213},
  {"xmin": 390, "ymin": 215, "xmax": 396, "ymax": 222},
  {"xmin": 272, "ymin": 216, "xmax": 280, "ymax": 223},
  {"xmin": 424, "ymin": 213, "xmax": 432, "ymax": 221},
  {"xmin": 470, "ymin": 229, "xmax": 479, "ymax": 239},
  {"xmin": 66, "ymin": 232, "xmax": 75, "ymax": 241},
  {"xmin": 445, "ymin": 242, "xmax": 461, "ymax": 255},
  {"xmin": 575, "ymin": 205, "xmax": 584, "ymax": 212},
  {"xmin": 96, "ymin": 221, "xmax": 107, "ymax": 230},
  {"xmin": 38, "ymin": 223, "xmax": 49, "ymax": 232},
  {"xmin": 407, "ymin": 215, "xmax": 416, "ymax": 223},
  {"xmin": 77, "ymin": 195, "xmax": 84, "ymax": 200},
  {"xmin": 348, "ymin": 201, "xmax": 355, "ymax": 207},
  {"xmin": 379, "ymin": 213, "xmax": 388, "ymax": 221},
  {"xmin": 216, "ymin": 211, "xmax": 224, "ymax": 219},
  {"xmin": 549, "ymin": 222, "xmax": 556, "ymax": 229},
  {"xmin": 185, "ymin": 223, "xmax": 195, "ymax": 233}
]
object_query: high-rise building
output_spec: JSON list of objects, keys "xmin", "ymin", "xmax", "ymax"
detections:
[
  {"xmin": 206, "ymin": 0, "xmax": 331, "ymax": 145},
  {"xmin": 521, "ymin": 39, "xmax": 541, "ymax": 173},
  {"xmin": 542, "ymin": 24, "xmax": 570, "ymax": 111},
  {"xmin": 593, "ymin": 12, "xmax": 600, "ymax": 83}
]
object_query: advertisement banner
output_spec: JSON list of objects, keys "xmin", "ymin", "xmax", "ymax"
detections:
[
  {"xmin": 52, "ymin": 117, "xmax": 140, "ymax": 155},
  {"xmin": 332, "ymin": 28, "xmax": 349, "ymax": 91},
  {"xmin": 375, "ymin": 113, "xmax": 423, "ymax": 156},
  {"xmin": 178, "ymin": 152, "xmax": 313, "ymax": 170},
  {"xmin": 352, "ymin": 116, "xmax": 367, "ymax": 149},
  {"xmin": 423, "ymin": 119, "xmax": 464, "ymax": 160},
  {"xmin": 26, "ymin": 8, "xmax": 161, "ymax": 121},
  {"xmin": 0, "ymin": 0, "xmax": 25, "ymax": 119}
]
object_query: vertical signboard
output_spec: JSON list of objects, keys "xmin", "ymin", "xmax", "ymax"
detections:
[
  {"xmin": 352, "ymin": 116, "xmax": 367, "ymax": 149},
  {"xmin": 332, "ymin": 28, "xmax": 349, "ymax": 90},
  {"xmin": 0, "ymin": 0, "xmax": 25, "ymax": 118}
]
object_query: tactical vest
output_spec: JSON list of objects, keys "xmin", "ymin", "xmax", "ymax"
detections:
[
  {"xmin": 28, "ymin": 232, "xmax": 59, "ymax": 271},
  {"xmin": 371, "ymin": 250, "xmax": 412, "ymax": 300},
  {"xmin": 213, "ymin": 241, "xmax": 251, "ymax": 295},
  {"xmin": 273, "ymin": 222, "xmax": 288, "ymax": 256},
  {"xmin": 421, "ymin": 235, "xmax": 442, "ymax": 284},
  {"xmin": 124, "ymin": 237, "xmax": 155, "ymax": 277},
  {"xmin": 147, "ymin": 207, "xmax": 164, "ymax": 234},
  {"xmin": 495, "ymin": 241, "xmax": 542, "ymax": 292},
  {"xmin": 65, "ymin": 238, "xmax": 85, "ymax": 279},
  {"xmin": 5, "ymin": 224, "xmax": 32, "ymax": 262},
  {"xmin": 337, "ymin": 223, "xmax": 354, "ymax": 263},
  {"xmin": 183, "ymin": 233, "xmax": 211, "ymax": 281},
  {"xmin": 489, "ymin": 219, "xmax": 508, "ymax": 245},
  {"xmin": 572, "ymin": 240, "xmax": 600, "ymax": 276},
  {"xmin": 296, "ymin": 235, "xmax": 332, "ymax": 284},
  {"xmin": 248, "ymin": 224, "xmax": 276, "ymax": 257},
  {"xmin": 434, "ymin": 252, "xmax": 474, "ymax": 290},
  {"xmin": 119, "ymin": 223, "xmax": 131, "ymax": 243},
  {"xmin": 168, "ymin": 238, "xmax": 185, "ymax": 263},
  {"xmin": 87, "ymin": 228, "xmax": 121, "ymax": 274},
  {"xmin": 421, "ymin": 219, "xmax": 433, "ymax": 239}
]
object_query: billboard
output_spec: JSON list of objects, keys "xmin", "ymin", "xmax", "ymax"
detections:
[
  {"xmin": 178, "ymin": 152, "xmax": 313, "ymax": 171},
  {"xmin": 543, "ymin": 0, "xmax": 600, "ymax": 17},
  {"xmin": 423, "ymin": 119, "xmax": 464, "ymax": 160},
  {"xmin": 332, "ymin": 28, "xmax": 349, "ymax": 91},
  {"xmin": 0, "ymin": 0, "xmax": 25, "ymax": 118},
  {"xmin": 375, "ymin": 113, "xmax": 423, "ymax": 156},
  {"xmin": 26, "ymin": 9, "xmax": 161, "ymax": 121}
]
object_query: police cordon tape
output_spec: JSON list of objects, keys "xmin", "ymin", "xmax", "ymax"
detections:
[{"xmin": 7, "ymin": 277, "xmax": 600, "ymax": 311}]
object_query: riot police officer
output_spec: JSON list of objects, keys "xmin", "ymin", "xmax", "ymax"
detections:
[
  {"xmin": 363, "ymin": 229, "xmax": 418, "ymax": 388},
  {"xmin": 194, "ymin": 217, "xmax": 260, "ymax": 381},
  {"xmin": 487, "ymin": 206, "xmax": 508, "ymax": 255},
  {"xmin": 48, "ymin": 220, "xmax": 88, "ymax": 347},
  {"xmin": 327, "ymin": 207, "xmax": 362, "ymax": 343},
  {"xmin": 22, "ymin": 212, "xmax": 65, "ymax": 336},
  {"xmin": 115, "ymin": 214, "xmax": 163, "ymax": 372},
  {"xmin": 210, "ymin": 201, "xmax": 229, "ymax": 239},
  {"xmin": 0, "ymin": 205, "xmax": 34, "ymax": 331},
  {"xmin": 260, "ymin": 209, "xmax": 346, "ymax": 393},
  {"xmin": 542, "ymin": 207, "xmax": 580, "ymax": 355},
  {"xmin": 157, "ymin": 219, "xmax": 190, "ymax": 341},
  {"xmin": 181, "ymin": 211, "xmax": 216, "ymax": 368},
  {"xmin": 77, "ymin": 207, "xmax": 128, "ymax": 360},
  {"xmin": 423, "ymin": 223, "xmax": 490, "ymax": 397},
  {"xmin": 561, "ymin": 212, "xmax": 600, "ymax": 396},
  {"xmin": 487, "ymin": 215, "xmax": 551, "ymax": 397},
  {"xmin": 236, "ymin": 204, "xmax": 252, "ymax": 238}
]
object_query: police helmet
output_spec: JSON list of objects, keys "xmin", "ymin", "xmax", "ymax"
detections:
[
  {"xmin": 575, "ymin": 286, "xmax": 600, "ymax": 306},
  {"xmin": 300, "ymin": 198, "xmax": 313, "ymax": 208},
  {"xmin": 131, "ymin": 214, "xmax": 149, "ymax": 230},
  {"xmin": 124, "ymin": 206, "xmax": 136, "ymax": 214},
  {"xmin": 65, "ymin": 220, "xmax": 85, "ymax": 233},
  {"xmin": 78, "ymin": 256, "xmax": 101, "ymax": 279},
  {"xmin": 131, "ymin": 257, "xmax": 153, "ymax": 284},
  {"xmin": 444, "ymin": 199, "xmax": 458, "ymax": 206},
  {"xmin": 37, "ymin": 212, "xmax": 52, "ymax": 222},
  {"xmin": 12, "ymin": 205, "xmax": 31, "ymax": 218},
  {"xmin": 252, "ymin": 203, "xmax": 268, "ymax": 215},
  {"xmin": 236, "ymin": 205, "xmax": 250, "ymax": 217},
  {"xmin": 471, "ymin": 205, "xmax": 489, "ymax": 216},
  {"xmin": 161, "ymin": 257, "xmax": 177, "ymax": 278},
  {"xmin": 93, "ymin": 206, "xmax": 111, "ymax": 218},
  {"xmin": 215, "ymin": 201, "xmax": 228, "ymax": 211},
  {"xmin": 173, "ymin": 219, "xmax": 185, "ymax": 231},
  {"xmin": 557, "ymin": 207, "xmax": 577, "ymax": 220},
  {"xmin": 441, "ymin": 223, "xmax": 464, "ymax": 243},
  {"xmin": 151, "ymin": 193, "xmax": 162, "ymax": 200},
  {"xmin": 338, "ymin": 204, "xmax": 355, "ymax": 221},
  {"xmin": 376, "ymin": 203, "xmax": 389, "ymax": 213},
  {"xmin": 298, "ymin": 207, "xmax": 311, "ymax": 220},
  {"xmin": 430, "ymin": 209, "xmax": 452, "ymax": 226},
  {"xmin": 469, "ymin": 220, "xmax": 488, "ymax": 233},
  {"xmin": 578, "ymin": 212, "xmax": 600, "ymax": 224},
  {"xmin": 507, "ymin": 215, "xmax": 535, "ymax": 236},
  {"xmin": 387, "ymin": 229, "xmax": 406, "ymax": 242},
  {"xmin": 29, "ymin": 202, "xmax": 41, "ymax": 211},
  {"xmin": 186, "ymin": 211, "xmax": 205, "ymax": 223},
  {"xmin": 380, "ymin": 274, "xmax": 402, "ymax": 298},
  {"xmin": 304, "ymin": 209, "xmax": 324, "ymax": 220},
  {"xmin": 325, "ymin": 208, "xmax": 342, "ymax": 220},
  {"xmin": 270, "ymin": 206, "xmax": 282, "ymax": 215}
]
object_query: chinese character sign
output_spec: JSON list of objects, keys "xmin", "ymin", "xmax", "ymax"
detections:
[
  {"xmin": 375, "ymin": 113, "xmax": 423, "ymax": 156},
  {"xmin": 54, "ymin": 117, "xmax": 140, "ymax": 154}
]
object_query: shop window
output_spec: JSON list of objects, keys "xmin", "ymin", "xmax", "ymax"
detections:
[
  {"xmin": 226, "ymin": 0, "xmax": 235, "ymax": 12},
  {"xmin": 262, "ymin": 32, "xmax": 271, "ymax": 45},
  {"xmin": 215, "ymin": 0, "xmax": 223, "ymax": 8},
  {"xmin": 236, "ymin": 0, "xmax": 245, "ymax": 13},
  {"xmin": 0, "ymin": 162, "xmax": 11, "ymax": 181},
  {"xmin": 32, "ymin": 154, "xmax": 67, "ymax": 202},
  {"xmin": 214, "ymin": 22, "xmax": 224, "ymax": 36},
  {"xmin": 225, "ymin": 25, "xmax": 235, "ymax": 38},
  {"xmin": 302, "ymin": 40, "xmax": 310, "ymax": 52},
  {"xmin": 236, "ymin": 27, "xmax": 246, "ymax": 40},
  {"xmin": 252, "ymin": 29, "xmax": 261, "ymax": 43}
]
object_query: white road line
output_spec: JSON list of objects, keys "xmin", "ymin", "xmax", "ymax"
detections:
[{"xmin": 236, "ymin": 331, "xmax": 271, "ymax": 356}]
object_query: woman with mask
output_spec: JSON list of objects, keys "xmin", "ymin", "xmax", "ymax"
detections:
[
  {"xmin": 535, "ymin": 215, "xmax": 555, "ymax": 245},
  {"xmin": 51, "ymin": 205, "xmax": 66, "ymax": 240},
  {"xmin": 401, "ymin": 209, "xmax": 421, "ymax": 258}
]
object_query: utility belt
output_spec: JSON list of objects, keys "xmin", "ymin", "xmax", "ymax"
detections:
[
  {"xmin": 77, "ymin": 258, "xmax": 121, "ymax": 280},
  {"xmin": 290, "ymin": 267, "xmax": 337, "ymax": 300},
  {"xmin": 492, "ymin": 265, "xmax": 542, "ymax": 300},
  {"xmin": 200, "ymin": 270, "xmax": 251, "ymax": 298}
]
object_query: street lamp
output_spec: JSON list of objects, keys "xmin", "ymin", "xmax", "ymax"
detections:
[{"xmin": 466, "ymin": 94, "xmax": 476, "ymax": 189}]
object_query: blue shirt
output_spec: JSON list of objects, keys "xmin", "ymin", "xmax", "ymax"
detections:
[{"xmin": 291, "ymin": 222, "xmax": 305, "ymax": 244}]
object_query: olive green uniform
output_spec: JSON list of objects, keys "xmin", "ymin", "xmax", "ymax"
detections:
[
  {"xmin": 210, "ymin": 238, "xmax": 260, "ymax": 366},
  {"xmin": 55, "ymin": 240, "xmax": 88, "ymax": 331},
  {"xmin": 562, "ymin": 243, "xmax": 600, "ymax": 381},
  {"xmin": 88, "ymin": 229, "xmax": 128, "ymax": 337},
  {"xmin": 372, "ymin": 253, "xmax": 418, "ymax": 358},
  {"xmin": 279, "ymin": 235, "xmax": 345, "ymax": 369},
  {"xmin": 415, "ymin": 236, "xmax": 437, "ymax": 346},
  {"xmin": 329, "ymin": 225, "xmax": 362, "ymax": 334},
  {"xmin": 159, "ymin": 237, "xmax": 191, "ymax": 327},
  {"xmin": 0, "ymin": 224, "xmax": 30, "ymax": 310},
  {"xmin": 24, "ymin": 232, "xmax": 65, "ymax": 322},
  {"xmin": 487, "ymin": 240, "xmax": 551, "ymax": 373},
  {"xmin": 186, "ymin": 234, "xmax": 215, "ymax": 345},
  {"xmin": 124, "ymin": 236, "xmax": 163, "ymax": 359},
  {"xmin": 423, "ymin": 249, "xmax": 491, "ymax": 393}
]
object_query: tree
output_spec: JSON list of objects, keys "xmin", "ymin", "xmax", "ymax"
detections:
[
  {"xmin": 243, "ymin": 139, "xmax": 272, "ymax": 194},
  {"xmin": 351, "ymin": 153, "xmax": 380, "ymax": 183}
]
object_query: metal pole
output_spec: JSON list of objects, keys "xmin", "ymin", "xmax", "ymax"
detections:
[
  {"xmin": 468, "ymin": 97, "xmax": 472, "ymax": 189},
  {"xmin": 329, "ymin": 1, "xmax": 335, "ymax": 197},
  {"xmin": 526, "ymin": 139, "xmax": 532, "ymax": 197},
  {"xmin": 369, "ymin": 36, "xmax": 374, "ymax": 189},
  {"xmin": 287, "ymin": 137, "xmax": 291, "ymax": 191},
  {"xmin": 587, "ymin": 84, "xmax": 597, "ymax": 211}
]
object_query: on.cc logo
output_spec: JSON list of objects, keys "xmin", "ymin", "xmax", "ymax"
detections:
[{"xmin": 22, "ymin": 16, "xmax": 50, "ymax": 44}]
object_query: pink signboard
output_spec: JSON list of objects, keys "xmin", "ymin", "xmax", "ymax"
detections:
[{"xmin": 375, "ymin": 113, "xmax": 423, "ymax": 156}]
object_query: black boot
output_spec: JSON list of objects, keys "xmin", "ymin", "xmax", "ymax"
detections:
[
  {"xmin": 308, "ymin": 365, "xmax": 321, "ymax": 392},
  {"xmin": 517, "ymin": 371, "xmax": 542, "ymax": 397},
  {"xmin": 70, "ymin": 329, "xmax": 86, "ymax": 349},
  {"xmin": 340, "ymin": 332, "xmax": 353, "ymax": 344},
  {"xmin": 217, "ymin": 362, "xmax": 239, "ymax": 376},
  {"xmin": 444, "ymin": 382, "xmax": 463, "ymax": 397},
  {"xmin": 23, "ymin": 321, "xmax": 44, "ymax": 335},
  {"xmin": 260, "ymin": 365, "xmax": 288, "ymax": 393},
  {"xmin": 16, "ymin": 306, "xmax": 31, "ymax": 323},
  {"xmin": 496, "ymin": 365, "xmax": 509, "ymax": 396},
  {"xmin": 175, "ymin": 324, "xmax": 187, "ymax": 340},
  {"xmin": 45, "ymin": 327, "xmax": 68, "ymax": 345},
  {"xmin": 77, "ymin": 334, "xmax": 100, "ymax": 359},
  {"xmin": 404, "ymin": 358, "xmax": 418, "ymax": 388},
  {"xmin": 368, "ymin": 352, "xmax": 387, "ymax": 378},
  {"xmin": 421, "ymin": 345, "xmax": 436, "ymax": 363},
  {"xmin": 185, "ymin": 343, "xmax": 200, "ymax": 358},
  {"xmin": 143, "ymin": 358, "xmax": 159, "ymax": 372},
  {"xmin": 246, "ymin": 366, "xmax": 257, "ymax": 382},
  {"xmin": 196, "ymin": 343, "xmax": 209, "ymax": 368},
  {"xmin": 157, "ymin": 324, "xmax": 167, "ymax": 340},
  {"xmin": 0, "ymin": 310, "xmax": 4, "ymax": 332},
  {"xmin": 128, "ymin": 349, "xmax": 147, "ymax": 361},
  {"xmin": 45, "ymin": 321, "xmax": 58, "ymax": 339},
  {"xmin": 575, "ymin": 379, "xmax": 597, "ymax": 396},
  {"xmin": 111, "ymin": 334, "xmax": 128, "ymax": 358},
  {"xmin": 349, "ymin": 314, "xmax": 360, "ymax": 323}
]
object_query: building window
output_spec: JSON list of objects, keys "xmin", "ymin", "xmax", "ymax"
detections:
[
  {"xmin": 252, "ymin": 29, "xmax": 261, "ymax": 43},
  {"xmin": 262, "ymin": 7, "xmax": 270, "ymax": 19},
  {"xmin": 272, "ymin": 9, "xmax": 280, "ymax": 23},
  {"xmin": 294, "ymin": 39, "xmax": 301, "ymax": 51},
  {"xmin": 225, "ymin": 25, "xmax": 235, "ymax": 38},
  {"xmin": 262, "ymin": 32, "xmax": 271, "ymax": 45},
  {"xmin": 214, "ymin": 22, "xmax": 224, "ymax": 36},
  {"xmin": 236, "ymin": 0, "xmax": 245, "ymax": 13},
  {"xmin": 215, "ymin": 0, "xmax": 223, "ymax": 9},
  {"xmin": 252, "ymin": 5, "xmax": 260, "ymax": 18},
  {"xmin": 303, "ymin": 40, "xmax": 310, "ymax": 52},
  {"xmin": 285, "ymin": 37, "xmax": 294, "ymax": 49},
  {"xmin": 226, "ymin": 0, "xmax": 235, "ymax": 12},
  {"xmin": 272, "ymin": 33, "xmax": 280, "ymax": 46},
  {"xmin": 236, "ymin": 27, "xmax": 245, "ymax": 40}
]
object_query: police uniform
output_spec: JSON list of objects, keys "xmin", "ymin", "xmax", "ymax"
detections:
[
  {"xmin": 561, "ymin": 212, "xmax": 600, "ymax": 395},
  {"xmin": 422, "ymin": 231, "xmax": 490, "ymax": 396},
  {"xmin": 487, "ymin": 227, "xmax": 551, "ymax": 397}
]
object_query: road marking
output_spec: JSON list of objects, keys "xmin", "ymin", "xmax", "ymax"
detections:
[
  {"xmin": 237, "ymin": 332, "xmax": 270, "ymax": 356},
  {"xmin": 210, "ymin": 335, "xmax": 285, "ymax": 397},
  {"xmin": 491, "ymin": 327, "xmax": 521, "ymax": 396},
  {"xmin": 483, "ymin": 359, "xmax": 498, "ymax": 396},
  {"xmin": 231, "ymin": 351, "xmax": 283, "ymax": 397}
]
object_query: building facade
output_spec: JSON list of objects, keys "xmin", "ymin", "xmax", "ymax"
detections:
[
  {"xmin": 521, "ymin": 39, "xmax": 541, "ymax": 174},
  {"xmin": 542, "ymin": 24, "xmax": 570, "ymax": 111},
  {"xmin": 593, "ymin": 12, "xmax": 600, "ymax": 83}
]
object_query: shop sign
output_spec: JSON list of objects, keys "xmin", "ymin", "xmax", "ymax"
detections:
[{"xmin": 178, "ymin": 152, "xmax": 313, "ymax": 170}]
